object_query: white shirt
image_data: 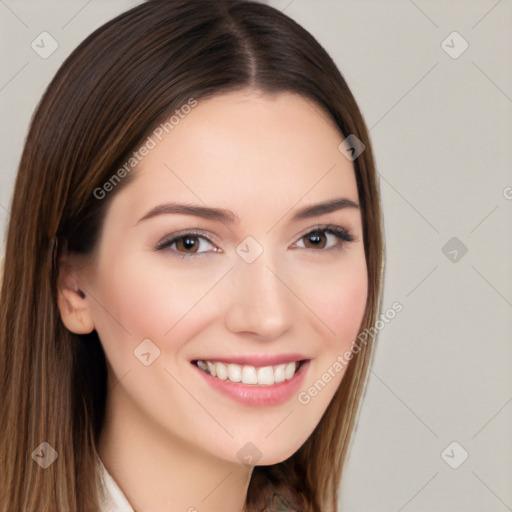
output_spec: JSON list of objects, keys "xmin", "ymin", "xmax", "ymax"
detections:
[
  {"xmin": 96, "ymin": 458, "xmax": 296, "ymax": 511},
  {"xmin": 97, "ymin": 457, "xmax": 135, "ymax": 512}
]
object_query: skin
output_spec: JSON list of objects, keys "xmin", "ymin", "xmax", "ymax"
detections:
[{"xmin": 58, "ymin": 89, "xmax": 368, "ymax": 512}]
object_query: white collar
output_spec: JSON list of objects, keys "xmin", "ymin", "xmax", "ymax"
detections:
[{"xmin": 97, "ymin": 457, "xmax": 135, "ymax": 512}]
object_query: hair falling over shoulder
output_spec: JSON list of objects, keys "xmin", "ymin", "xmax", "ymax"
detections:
[{"xmin": 0, "ymin": 1, "xmax": 383, "ymax": 510}]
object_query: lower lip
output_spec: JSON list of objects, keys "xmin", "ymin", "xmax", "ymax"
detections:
[{"xmin": 192, "ymin": 360, "xmax": 310, "ymax": 407}]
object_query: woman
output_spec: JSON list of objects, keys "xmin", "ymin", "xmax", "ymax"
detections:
[{"xmin": 0, "ymin": 0, "xmax": 384, "ymax": 510}]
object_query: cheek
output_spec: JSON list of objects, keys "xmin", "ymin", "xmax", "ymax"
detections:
[
  {"xmin": 306, "ymin": 256, "xmax": 368, "ymax": 350},
  {"xmin": 88, "ymin": 252, "xmax": 221, "ymax": 361}
]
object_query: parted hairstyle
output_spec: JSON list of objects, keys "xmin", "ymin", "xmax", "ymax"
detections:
[{"xmin": 0, "ymin": 1, "xmax": 384, "ymax": 510}]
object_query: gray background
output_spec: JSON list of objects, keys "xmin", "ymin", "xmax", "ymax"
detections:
[{"xmin": 1, "ymin": 1, "xmax": 511, "ymax": 510}]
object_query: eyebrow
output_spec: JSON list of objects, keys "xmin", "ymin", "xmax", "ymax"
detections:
[{"xmin": 137, "ymin": 197, "xmax": 359, "ymax": 225}]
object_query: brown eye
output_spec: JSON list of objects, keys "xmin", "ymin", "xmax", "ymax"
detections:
[
  {"xmin": 155, "ymin": 230, "xmax": 217, "ymax": 258},
  {"xmin": 295, "ymin": 226, "xmax": 354, "ymax": 251},
  {"xmin": 303, "ymin": 230, "xmax": 327, "ymax": 249},
  {"xmin": 175, "ymin": 234, "xmax": 201, "ymax": 253}
]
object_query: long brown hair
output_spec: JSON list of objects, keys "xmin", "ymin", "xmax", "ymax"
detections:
[{"xmin": 0, "ymin": 1, "xmax": 384, "ymax": 510}]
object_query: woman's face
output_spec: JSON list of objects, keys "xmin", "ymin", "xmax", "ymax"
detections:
[{"xmin": 73, "ymin": 89, "xmax": 367, "ymax": 465}]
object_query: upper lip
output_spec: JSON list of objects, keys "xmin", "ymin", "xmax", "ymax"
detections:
[{"xmin": 192, "ymin": 353, "xmax": 309, "ymax": 366}]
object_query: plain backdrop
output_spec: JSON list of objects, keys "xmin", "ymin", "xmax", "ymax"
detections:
[{"xmin": 1, "ymin": 1, "xmax": 511, "ymax": 511}]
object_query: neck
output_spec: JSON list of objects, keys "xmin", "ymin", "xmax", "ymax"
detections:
[{"xmin": 97, "ymin": 378, "xmax": 253, "ymax": 512}]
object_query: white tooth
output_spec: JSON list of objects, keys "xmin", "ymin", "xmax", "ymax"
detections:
[
  {"xmin": 284, "ymin": 362, "xmax": 296, "ymax": 380},
  {"xmin": 216, "ymin": 362, "xmax": 227, "ymax": 380},
  {"xmin": 274, "ymin": 364, "xmax": 286, "ymax": 383},
  {"xmin": 241, "ymin": 365, "xmax": 258, "ymax": 385},
  {"xmin": 257, "ymin": 366, "xmax": 275, "ymax": 386},
  {"xmin": 207, "ymin": 361, "xmax": 216, "ymax": 377},
  {"xmin": 227, "ymin": 364, "xmax": 242, "ymax": 382},
  {"xmin": 197, "ymin": 360, "xmax": 208, "ymax": 372}
]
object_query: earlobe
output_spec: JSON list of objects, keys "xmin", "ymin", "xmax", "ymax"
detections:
[{"xmin": 57, "ymin": 257, "xmax": 95, "ymax": 335}]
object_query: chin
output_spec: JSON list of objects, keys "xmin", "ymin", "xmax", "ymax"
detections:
[{"xmin": 220, "ymin": 433, "xmax": 309, "ymax": 468}]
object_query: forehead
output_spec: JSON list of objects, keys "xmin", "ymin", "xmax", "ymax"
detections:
[{"xmin": 108, "ymin": 90, "xmax": 359, "ymax": 226}]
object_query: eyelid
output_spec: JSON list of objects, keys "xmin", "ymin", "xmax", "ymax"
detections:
[
  {"xmin": 296, "ymin": 223, "xmax": 354, "ymax": 242},
  {"xmin": 154, "ymin": 223, "xmax": 355, "ymax": 257},
  {"xmin": 154, "ymin": 228, "xmax": 218, "ymax": 255},
  {"xmin": 292, "ymin": 223, "xmax": 355, "ymax": 250}
]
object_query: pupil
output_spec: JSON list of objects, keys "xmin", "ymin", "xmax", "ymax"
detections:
[
  {"xmin": 308, "ymin": 231, "xmax": 325, "ymax": 248},
  {"xmin": 181, "ymin": 236, "xmax": 197, "ymax": 252}
]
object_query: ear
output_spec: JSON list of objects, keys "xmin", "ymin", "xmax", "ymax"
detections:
[{"xmin": 57, "ymin": 252, "xmax": 95, "ymax": 335}]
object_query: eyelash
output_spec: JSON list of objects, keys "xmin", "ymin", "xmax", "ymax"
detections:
[{"xmin": 154, "ymin": 224, "xmax": 355, "ymax": 259}]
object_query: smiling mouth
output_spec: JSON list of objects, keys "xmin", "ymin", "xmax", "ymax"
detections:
[{"xmin": 192, "ymin": 360, "xmax": 306, "ymax": 386}]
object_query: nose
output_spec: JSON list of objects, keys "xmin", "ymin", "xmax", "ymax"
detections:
[{"xmin": 223, "ymin": 253, "xmax": 295, "ymax": 341}]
